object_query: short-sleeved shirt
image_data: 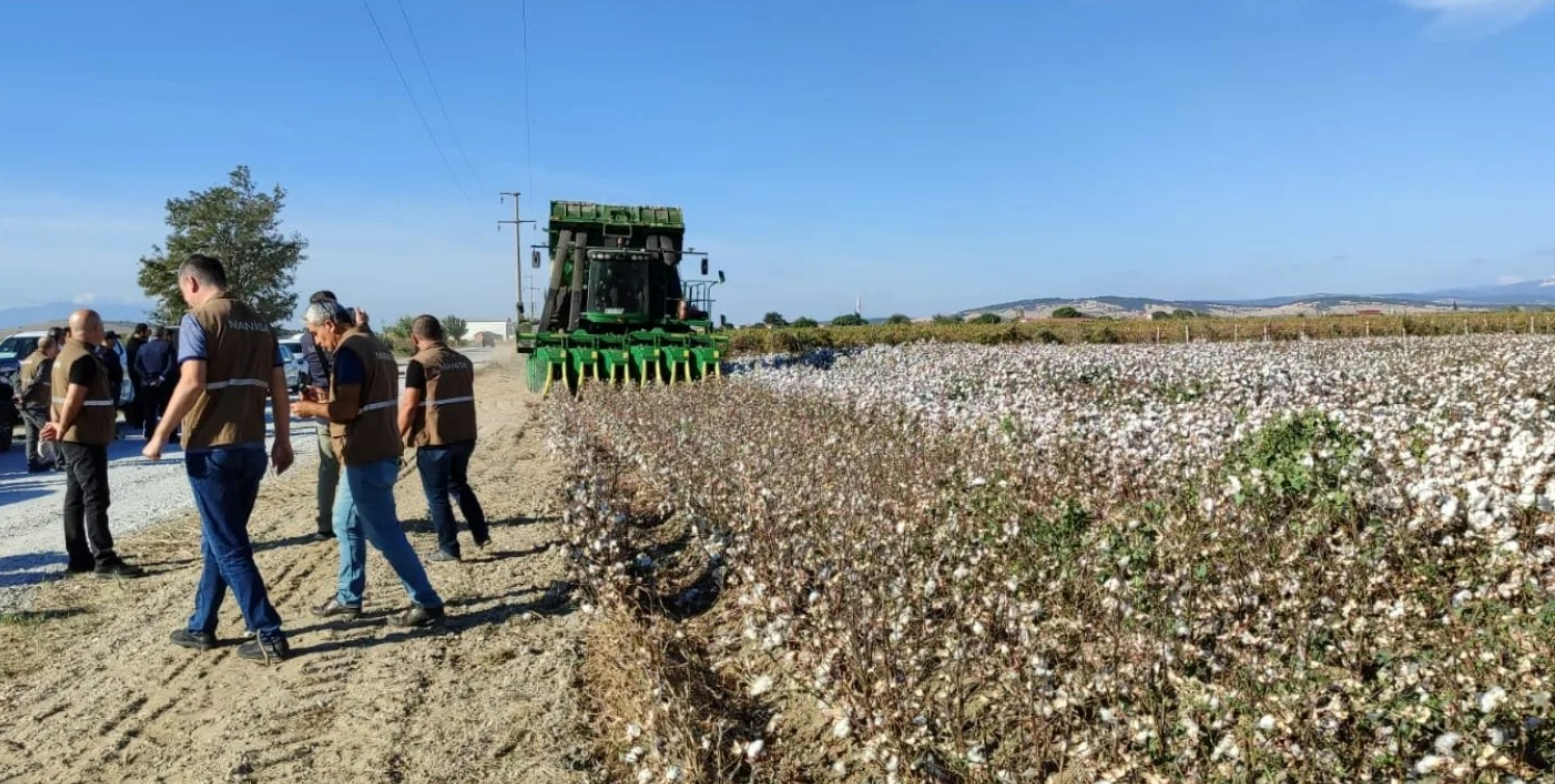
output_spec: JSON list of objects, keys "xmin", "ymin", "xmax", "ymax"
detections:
[
  {"xmin": 178, "ymin": 310, "xmax": 285, "ymax": 453},
  {"xmin": 332, "ymin": 345, "xmax": 366, "ymax": 386},
  {"xmin": 178, "ymin": 313, "xmax": 285, "ymax": 369},
  {"xmin": 403, "ymin": 360, "xmax": 426, "ymax": 391},
  {"xmin": 68, "ymin": 353, "xmax": 100, "ymax": 387}
]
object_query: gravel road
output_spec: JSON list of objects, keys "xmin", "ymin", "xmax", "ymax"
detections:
[
  {"xmin": 0, "ymin": 348, "xmax": 589, "ymax": 783},
  {"xmin": 0, "ymin": 346, "xmax": 495, "ymax": 609}
]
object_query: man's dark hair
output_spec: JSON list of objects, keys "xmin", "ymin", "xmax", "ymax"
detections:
[
  {"xmin": 155, "ymin": 326, "xmax": 172, "ymax": 340},
  {"xmin": 45, "ymin": 326, "xmax": 66, "ymax": 342},
  {"xmin": 309, "ymin": 290, "xmax": 338, "ymax": 304},
  {"xmin": 411, "ymin": 315, "xmax": 444, "ymax": 341},
  {"xmin": 180, "ymin": 254, "xmax": 227, "ymax": 288},
  {"xmin": 134, "ymin": 323, "xmax": 149, "ymax": 334}
]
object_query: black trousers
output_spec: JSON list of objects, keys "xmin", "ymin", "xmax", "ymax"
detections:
[
  {"xmin": 57, "ymin": 442, "xmax": 116, "ymax": 568},
  {"xmin": 126, "ymin": 378, "xmax": 144, "ymax": 431},
  {"xmin": 140, "ymin": 381, "xmax": 166, "ymax": 433}
]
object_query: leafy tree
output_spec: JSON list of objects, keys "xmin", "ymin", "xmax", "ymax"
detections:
[
  {"xmin": 443, "ymin": 315, "xmax": 469, "ymax": 345},
  {"xmin": 1051, "ymin": 306, "xmax": 1085, "ymax": 319},
  {"xmin": 137, "ymin": 165, "xmax": 307, "ymax": 327},
  {"xmin": 762, "ymin": 311, "xmax": 788, "ymax": 327},
  {"xmin": 885, "ymin": 313, "xmax": 912, "ymax": 325},
  {"xmin": 384, "ymin": 315, "xmax": 416, "ymax": 341},
  {"xmin": 1151, "ymin": 310, "xmax": 1171, "ymax": 321},
  {"xmin": 1171, "ymin": 308, "xmax": 1200, "ymax": 319},
  {"xmin": 830, "ymin": 313, "xmax": 868, "ymax": 327},
  {"xmin": 931, "ymin": 314, "xmax": 963, "ymax": 325},
  {"xmin": 971, "ymin": 313, "xmax": 1002, "ymax": 325},
  {"xmin": 792, "ymin": 316, "xmax": 819, "ymax": 328}
]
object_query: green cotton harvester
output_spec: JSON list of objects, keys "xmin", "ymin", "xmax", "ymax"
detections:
[{"xmin": 516, "ymin": 200, "xmax": 728, "ymax": 396}]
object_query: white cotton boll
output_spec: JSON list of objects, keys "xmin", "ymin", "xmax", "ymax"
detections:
[
  {"xmin": 626, "ymin": 723, "xmax": 643, "ymax": 740},
  {"xmin": 749, "ymin": 675, "xmax": 774, "ymax": 697},
  {"xmin": 637, "ymin": 770, "xmax": 653, "ymax": 784},
  {"xmin": 833, "ymin": 717, "xmax": 852, "ymax": 739},
  {"xmin": 1433, "ymin": 732, "xmax": 1461, "ymax": 755},
  {"xmin": 745, "ymin": 739, "xmax": 765, "ymax": 761},
  {"xmin": 1415, "ymin": 755, "xmax": 1446, "ymax": 775},
  {"xmin": 1258, "ymin": 715, "xmax": 1276, "ymax": 732},
  {"xmin": 663, "ymin": 767, "xmax": 684, "ymax": 782},
  {"xmin": 1480, "ymin": 686, "xmax": 1508, "ymax": 714}
]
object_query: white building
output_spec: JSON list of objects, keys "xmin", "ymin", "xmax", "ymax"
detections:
[{"xmin": 461, "ymin": 318, "xmax": 512, "ymax": 342}]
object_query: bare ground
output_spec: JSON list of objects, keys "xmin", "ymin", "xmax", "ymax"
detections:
[{"xmin": 0, "ymin": 351, "xmax": 593, "ymax": 784}]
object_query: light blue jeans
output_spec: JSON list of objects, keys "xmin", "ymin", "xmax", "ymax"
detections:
[{"xmin": 333, "ymin": 457, "xmax": 444, "ymax": 609}]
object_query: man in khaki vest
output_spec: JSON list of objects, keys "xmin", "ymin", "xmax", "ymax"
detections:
[
  {"xmin": 398, "ymin": 315, "xmax": 489, "ymax": 561},
  {"xmin": 16, "ymin": 333, "xmax": 60, "ymax": 472},
  {"xmin": 143, "ymin": 254, "xmax": 296, "ymax": 664},
  {"xmin": 40, "ymin": 310, "xmax": 144, "ymax": 578},
  {"xmin": 294, "ymin": 299, "xmax": 446, "ymax": 627}
]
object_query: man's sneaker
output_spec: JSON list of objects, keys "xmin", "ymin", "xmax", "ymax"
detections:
[
  {"xmin": 386, "ymin": 604, "xmax": 446, "ymax": 628},
  {"xmin": 473, "ymin": 536, "xmax": 492, "ymax": 549},
  {"xmin": 170, "ymin": 629, "xmax": 217, "ymax": 651},
  {"xmin": 311, "ymin": 597, "xmax": 362, "ymax": 618},
  {"xmin": 94, "ymin": 559, "xmax": 146, "ymax": 579},
  {"xmin": 237, "ymin": 635, "xmax": 290, "ymax": 665},
  {"xmin": 428, "ymin": 550, "xmax": 460, "ymax": 563},
  {"xmin": 26, "ymin": 462, "xmax": 50, "ymax": 474},
  {"xmin": 309, "ymin": 531, "xmax": 335, "ymax": 543}
]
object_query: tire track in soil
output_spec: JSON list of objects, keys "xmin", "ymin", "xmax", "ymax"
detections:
[{"xmin": 0, "ymin": 353, "xmax": 591, "ymax": 784}]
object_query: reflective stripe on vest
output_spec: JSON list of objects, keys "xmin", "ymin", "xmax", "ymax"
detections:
[
  {"xmin": 421, "ymin": 395, "xmax": 474, "ymax": 408},
  {"xmin": 359, "ymin": 399, "xmax": 397, "ymax": 413},
  {"xmin": 52, "ymin": 397, "xmax": 115, "ymax": 407},
  {"xmin": 206, "ymin": 378, "xmax": 269, "ymax": 391}
]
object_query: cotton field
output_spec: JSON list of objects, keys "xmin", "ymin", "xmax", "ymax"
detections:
[{"xmin": 552, "ymin": 336, "xmax": 1555, "ymax": 782}]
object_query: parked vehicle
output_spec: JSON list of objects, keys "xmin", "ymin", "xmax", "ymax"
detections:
[{"xmin": 278, "ymin": 343, "xmax": 307, "ymax": 392}]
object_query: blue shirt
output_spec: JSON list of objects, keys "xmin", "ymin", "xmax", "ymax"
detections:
[
  {"xmin": 331, "ymin": 344, "xmax": 365, "ymax": 386},
  {"xmin": 178, "ymin": 313, "xmax": 286, "ymax": 454}
]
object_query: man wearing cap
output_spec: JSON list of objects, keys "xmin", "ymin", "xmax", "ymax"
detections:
[
  {"xmin": 41, "ymin": 310, "xmax": 144, "ymax": 578},
  {"xmin": 399, "ymin": 315, "xmax": 489, "ymax": 561},
  {"xmin": 294, "ymin": 299, "xmax": 445, "ymax": 627},
  {"xmin": 144, "ymin": 253, "xmax": 295, "ymax": 664}
]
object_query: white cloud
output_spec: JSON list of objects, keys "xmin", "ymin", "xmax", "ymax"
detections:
[
  {"xmin": 1400, "ymin": 0, "xmax": 1553, "ymax": 25},
  {"xmin": 1496, "ymin": 274, "xmax": 1528, "ymax": 285},
  {"xmin": 73, "ymin": 293, "xmax": 97, "ymax": 305}
]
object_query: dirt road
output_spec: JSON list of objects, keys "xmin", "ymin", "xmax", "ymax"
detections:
[{"xmin": 0, "ymin": 351, "xmax": 591, "ymax": 783}]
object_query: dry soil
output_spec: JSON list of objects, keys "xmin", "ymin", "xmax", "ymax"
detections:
[{"xmin": 0, "ymin": 351, "xmax": 591, "ymax": 783}]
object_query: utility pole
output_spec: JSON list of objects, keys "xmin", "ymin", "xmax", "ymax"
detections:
[{"xmin": 498, "ymin": 191, "xmax": 536, "ymax": 328}]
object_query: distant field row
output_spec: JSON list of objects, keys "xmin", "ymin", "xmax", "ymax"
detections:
[{"xmin": 725, "ymin": 310, "xmax": 1555, "ymax": 353}]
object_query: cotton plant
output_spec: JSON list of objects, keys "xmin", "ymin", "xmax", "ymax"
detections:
[{"xmin": 551, "ymin": 335, "xmax": 1555, "ymax": 781}]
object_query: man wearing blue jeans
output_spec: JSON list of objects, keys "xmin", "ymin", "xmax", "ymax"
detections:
[
  {"xmin": 398, "ymin": 315, "xmax": 488, "ymax": 561},
  {"xmin": 144, "ymin": 254, "xmax": 295, "ymax": 664},
  {"xmin": 294, "ymin": 299, "xmax": 445, "ymax": 628}
]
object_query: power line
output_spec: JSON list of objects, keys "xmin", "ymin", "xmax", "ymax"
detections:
[
  {"xmin": 520, "ymin": 0, "xmax": 535, "ymax": 196},
  {"xmin": 393, "ymin": 0, "xmax": 482, "ymax": 190},
  {"xmin": 360, "ymin": 0, "xmax": 470, "ymax": 202}
]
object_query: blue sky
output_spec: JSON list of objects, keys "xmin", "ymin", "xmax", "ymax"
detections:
[{"xmin": 2, "ymin": 0, "xmax": 1553, "ymax": 324}]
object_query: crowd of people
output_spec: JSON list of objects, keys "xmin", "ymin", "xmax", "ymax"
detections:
[{"xmin": 10, "ymin": 254, "xmax": 489, "ymax": 664}]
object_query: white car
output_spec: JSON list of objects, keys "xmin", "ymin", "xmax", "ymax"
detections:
[{"xmin": 277, "ymin": 342, "xmax": 308, "ymax": 393}]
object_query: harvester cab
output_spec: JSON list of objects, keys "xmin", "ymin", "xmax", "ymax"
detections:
[{"xmin": 517, "ymin": 200, "xmax": 729, "ymax": 396}]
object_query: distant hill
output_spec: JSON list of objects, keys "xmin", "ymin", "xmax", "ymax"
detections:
[
  {"xmin": 962, "ymin": 280, "xmax": 1555, "ymax": 320},
  {"xmin": 0, "ymin": 301, "xmax": 153, "ymax": 333}
]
